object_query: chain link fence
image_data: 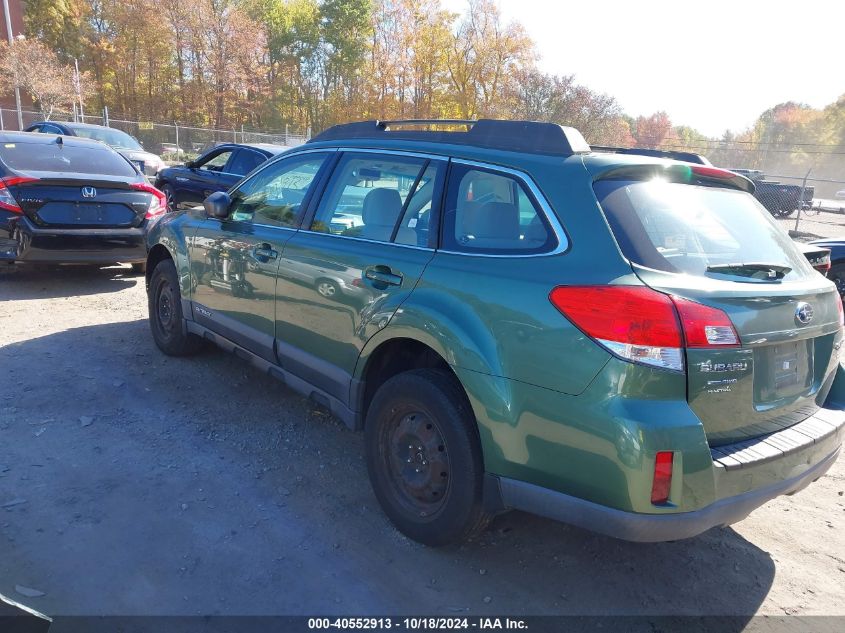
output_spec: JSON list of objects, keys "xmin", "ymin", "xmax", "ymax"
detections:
[
  {"xmin": 2, "ymin": 105, "xmax": 843, "ymax": 237},
  {"xmin": 0, "ymin": 107, "xmax": 310, "ymax": 162}
]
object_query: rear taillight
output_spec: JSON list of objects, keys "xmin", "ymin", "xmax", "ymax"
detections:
[
  {"xmin": 651, "ymin": 451, "xmax": 674, "ymax": 505},
  {"xmin": 672, "ymin": 297, "xmax": 739, "ymax": 348},
  {"xmin": 0, "ymin": 176, "xmax": 36, "ymax": 213},
  {"xmin": 836, "ymin": 295, "xmax": 844, "ymax": 327},
  {"xmin": 812, "ymin": 254, "xmax": 831, "ymax": 275},
  {"xmin": 130, "ymin": 182, "xmax": 167, "ymax": 220},
  {"xmin": 549, "ymin": 286, "xmax": 683, "ymax": 371},
  {"xmin": 549, "ymin": 286, "xmax": 740, "ymax": 372}
]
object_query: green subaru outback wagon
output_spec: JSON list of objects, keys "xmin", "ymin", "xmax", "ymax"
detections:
[{"xmin": 145, "ymin": 119, "xmax": 845, "ymax": 546}]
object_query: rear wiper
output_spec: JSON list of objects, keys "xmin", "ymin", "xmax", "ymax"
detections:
[{"xmin": 706, "ymin": 262, "xmax": 791, "ymax": 279}]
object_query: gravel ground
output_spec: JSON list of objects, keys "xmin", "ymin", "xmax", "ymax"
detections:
[
  {"xmin": 778, "ymin": 208, "xmax": 845, "ymax": 242},
  {"xmin": 1, "ymin": 263, "xmax": 844, "ymax": 620}
]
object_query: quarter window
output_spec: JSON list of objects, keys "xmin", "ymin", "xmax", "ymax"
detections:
[
  {"xmin": 228, "ymin": 154, "xmax": 327, "ymax": 227},
  {"xmin": 311, "ymin": 153, "xmax": 438, "ymax": 247},
  {"xmin": 442, "ymin": 165, "xmax": 554, "ymax": 254}
]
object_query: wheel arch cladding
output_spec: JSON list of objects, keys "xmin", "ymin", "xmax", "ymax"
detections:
[{"xmin": 145, "ymin": 214, "xmax": 194, "ymax": 298}]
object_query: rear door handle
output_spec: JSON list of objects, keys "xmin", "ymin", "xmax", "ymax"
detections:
[
  {"xmin": 252, "ymin": 243, "xmax": 279, "ymax": 262},
  {"xmin": 365, "ymin": 266, "xmax": 402, "ymax": 287}
]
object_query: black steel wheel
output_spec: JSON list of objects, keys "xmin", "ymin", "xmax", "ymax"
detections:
[
  {"xmin": 365, "ymin": 368, "xmax": 492, "ymax": 546},
  {"xmin": 382, "ymin": 408, "xmax": 451, "ymax": 516},
  {"xmin": 148, "ymin": 258, "xmax": 203, "ymax": 356}
]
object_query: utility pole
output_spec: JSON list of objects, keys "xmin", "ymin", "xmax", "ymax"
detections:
[
  {"xmin": 2, "ymin": 0, "xmax": 23, "ymax": 130},
  {"xmin": 794, "ymin": 169, "xmax": 813, "ymax": 233},
  {"xmin": 74, "ymin": 57, "xmax": 85, "ymax": 122}
]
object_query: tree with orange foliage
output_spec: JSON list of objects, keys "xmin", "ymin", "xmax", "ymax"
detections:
[
  {"xmin": 633, "ymin": 111, "xmax": 672, "ymax": 148},
  {"xmin": 0, "ymin": 37, "xmax": 84, "ymax": 119}
]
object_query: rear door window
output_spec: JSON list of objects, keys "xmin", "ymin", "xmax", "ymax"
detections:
[
  {"xmin": 226, "ymin": 149, "xmax": 266, "ymax": 177},
  {"xmin": 0, "ymin": 140, "xmax": 137, "ymax": 176},
  {"xmin": 441, "ymin": 165, "xmax": 555, "ymax": 254},
  {"xmin": 594, "ymin": 179, "xmax": 811, "ymax": 281}
]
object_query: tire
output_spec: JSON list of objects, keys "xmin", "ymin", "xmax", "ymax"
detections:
[
  {"xmin": 162, "ymin": 184, "xmax": 176, "ymax": 211},
  {"xmin": 830, "ymin": 264, "xmax": 845, "ymax": 302},
  {"xmin": 148, "ymin": 258, "xmax": 203, "ymax": 356},
  {"xmin": 131, "ymin": 262, "xmax": 146, "ymax": 275},
  {"xmin": 365, "ymin": 368, "xmax": 492, "ymax": 546}
]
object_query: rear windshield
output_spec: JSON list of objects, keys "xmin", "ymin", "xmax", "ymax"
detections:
[
  {"xmin": 594, "ymin": 179, "xmax": 811, "ymax": 281},
  {"xmin": 0, "ymin": 141, "xmax": 138, "ymax": 177},
  {"xmin": 67, "ymin": 126, "xmax": 143, "ymax": 151}
]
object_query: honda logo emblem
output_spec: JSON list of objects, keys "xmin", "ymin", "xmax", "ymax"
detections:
[{"xmin": 81, "ymin": 186, "xmax": 97, "ymax": 198}]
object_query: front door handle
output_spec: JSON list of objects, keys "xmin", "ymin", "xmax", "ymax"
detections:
[
  {"xmin": 252, "ymin": 243, "xmax": 279, "ymax": 262},
  {"xmin": 365, "ymin": 265, "xmax": 402, "ymax": 287}
]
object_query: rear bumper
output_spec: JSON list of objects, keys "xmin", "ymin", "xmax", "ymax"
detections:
[
  {"xmin": 495, "ymin": 405, "xmax": 844, "ymax": 542},
  {"xmin": 1, "ymin": 216, "xmax": 147, "ymax": 264},
  {"xmin": 497, "ymin": 445, "xmax": 839, "ymax": 542}
]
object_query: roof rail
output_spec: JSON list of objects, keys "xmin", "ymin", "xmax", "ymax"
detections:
[
  {"xmin": 591, "ymin": 145, "xmax": 712, "ymax": 166},
  {"xmin": 307, "ymin": 119, "xmax": 591, "ymax": 156},
  {"xmin": 376, "ymin": 119, "xmax": 475, "ymax": 129}
]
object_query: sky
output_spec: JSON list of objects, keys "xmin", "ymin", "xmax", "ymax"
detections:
[{"xmin": 441, "ymin": 0, "xmax": 845, "ymax": 137}]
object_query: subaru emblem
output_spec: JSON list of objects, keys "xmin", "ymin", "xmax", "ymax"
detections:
[
  {"xmin": 795, "ymin": 302, "xmax": 814, "ymax": 325},
  {"xmin": 81, "ymin": 186, "xmax": 97, "ymax": 198}
]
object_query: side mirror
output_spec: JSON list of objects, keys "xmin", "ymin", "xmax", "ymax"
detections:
[
  {"xmin": 204, "ymin": 191, "xmax": 231, "ymax": 219},
  {"xmin": 185, "ymin": 160, "xmax": 196, "ymax": 169}
]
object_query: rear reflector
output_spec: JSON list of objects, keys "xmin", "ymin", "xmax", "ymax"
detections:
[
  {"xmin": 651, "ymin": 451, "xmax": 674, "ymax": 505},
  {"xmin": 549, "ymin": 286, "xmax": 741, "ymax": 371}
]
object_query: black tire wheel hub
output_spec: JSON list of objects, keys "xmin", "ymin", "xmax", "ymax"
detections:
[{"xmin": 385, "ymin": 411, "xmax": 450, "ymax": 517}]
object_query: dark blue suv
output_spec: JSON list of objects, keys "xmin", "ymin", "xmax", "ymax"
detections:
[{"xmin": 154, "ymin": 143, "xmax": 287, "ymax": 211}]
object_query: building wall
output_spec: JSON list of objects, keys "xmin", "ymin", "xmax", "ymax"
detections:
[{"xmin": 1, "ymin": 0, "xmax": 27, "ymax": 123}]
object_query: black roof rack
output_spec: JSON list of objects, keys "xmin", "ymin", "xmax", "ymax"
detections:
[
  {"xmin": 591, "ymin": 145, "xmax": 712, "ymax": 166},
  {"xmin": 307, "ymin": 119, "xmax": 591, "ymax": 156}
]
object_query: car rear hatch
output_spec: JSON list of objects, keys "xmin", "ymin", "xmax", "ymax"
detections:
[
  {"xmin": 592, "ymin": 164, "xmax": 843, "ymax": 446},
  {"xmin": 7, "ymin": 175, "xmax": 153, "ymax": 228}
]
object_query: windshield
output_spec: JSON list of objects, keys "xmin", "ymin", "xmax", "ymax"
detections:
[
  {"xmin": 67, "ymin": 126, "xmax": 143, "ymax": 151},
  {"xmin": 0, "ymin": 140, "xmax": 138, "ymax": 177},
  {"xmin": 594, "ymin": 179, "xmax": 812, "ymax": 281}
]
